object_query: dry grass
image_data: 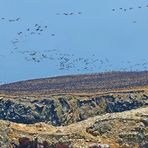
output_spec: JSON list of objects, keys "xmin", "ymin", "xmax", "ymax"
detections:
[{"xmin": 0, "ymin": 71, "xmax": 148, "ymax": 96}]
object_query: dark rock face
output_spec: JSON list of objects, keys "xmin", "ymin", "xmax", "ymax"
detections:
[
  {"xmin": 106, "ymin": 100, "xmax": 143, "ymax": 112},
  {"xmin": 0, "ymin": 92, "xmax": 147, "ymax": 126}
]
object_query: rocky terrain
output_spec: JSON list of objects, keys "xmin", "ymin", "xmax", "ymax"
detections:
[
  {"xmin": 0, "ymin": 106, "xmax": 147, "ymax": 147},
  {"xmin": 0, "ymin": 90, "xmax": 147, "ymax": 126},
  {"xmin": 0, "ymin": 72, "xmax": 148, "ymax": 147}
]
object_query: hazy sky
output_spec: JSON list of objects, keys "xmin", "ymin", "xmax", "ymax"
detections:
[{"xmin": 0, "ymin": 0, "xmax": 148, "ymax": 83}]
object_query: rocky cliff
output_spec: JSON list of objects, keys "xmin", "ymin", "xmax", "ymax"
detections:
[{"xmin": 0, "ymin": 90, "xmax": 147, "ymax": 126}]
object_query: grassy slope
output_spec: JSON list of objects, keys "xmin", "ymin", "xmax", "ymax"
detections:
[{"xmin": 0, "ymin": 71, "xmax": 148, "ymax": 95}]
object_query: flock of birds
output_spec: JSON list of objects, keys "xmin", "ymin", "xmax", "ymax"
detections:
[
  {"xmin": 112, "ymin": 4, "xmax": 148, "ymax": 12},
  {"xmin": 10, "ymin": 47, "xmax": 148, "ymax": 72},
  {"xmin": 11, "ymin": 48, "xmax": 111, "ymax": 71},
  {"xmin": 7, "ymin": 11, "xmax": 90, "ymax": 72},
  {"xmin": 10, "ymin": 22, "xmax": 57, "ymax": 55},
  {"xmin": 0, "ymin": 17, "xmax": 21, "ymax": 22},
  {"xmin": 112, "ymin": 4, "xmax": 148, "ymax": 23},
  {"xmin": 10, "ymin": 11, "xmax": 83, "ymax": 51},
  {"xmin": 16, "ymin": 24, "xmax": 55, "ymax": 36},
  {"xmin": 56, "ymin": 12, "xmax": 82, "ymax": 16},
  {"xmin": 0, "ymin": 4, "xmax": 148, "ymax": 75}
]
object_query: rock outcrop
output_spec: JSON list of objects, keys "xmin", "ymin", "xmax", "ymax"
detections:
[
  {"xmin": 0, "ymin": 106, "xmax": 147, "ymax": 148},
  {"xmin": 0, "ymin": 91, "xmax": 147, "ymax": 126}
]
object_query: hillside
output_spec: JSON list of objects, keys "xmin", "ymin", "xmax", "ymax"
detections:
[
  {"xmin": 0, "ymin": 71, "xmax": 148, "ymax": 147},
  {"xmin": 0, "ymin": 71, "xmax": 148, "ymax": 95}
]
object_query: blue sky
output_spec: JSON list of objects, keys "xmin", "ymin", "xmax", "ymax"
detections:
[{"xmin": 0, "ymin": 0, "xmax": 148, "ymax": 83}]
